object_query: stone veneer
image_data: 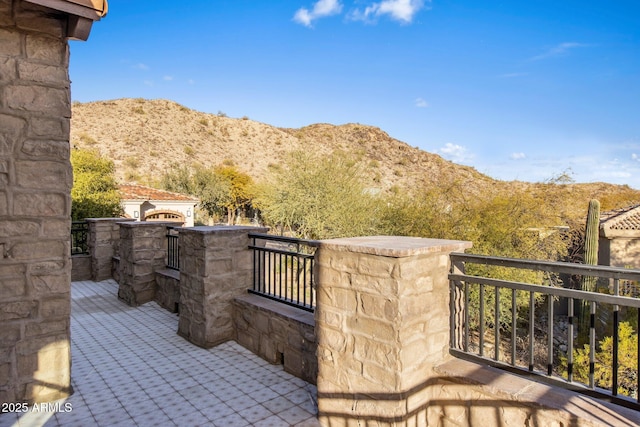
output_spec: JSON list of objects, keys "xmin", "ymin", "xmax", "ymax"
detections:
[
  {"xmin": 117, "ymin": 221, "xmax": 174, "ymax": 306},
  {"xmin": 155, "ymin": 268, "xmax": 180, "ymax": 313},
  {"xmin": 177, "ymin": 226, "xmax": 267, "ymax": 348},
  {"xmin": 0, "ymin": 0, "xmax": 74, "ymax": 403},
  {"xmin": 233, "ymin": 294, "xmax": 317, "ymax": 385},
  {"xmin": 314, "ymin": 236, "xmax": 472, "ymax": 425},
  {"xmin": 87, "ymin": 218, "xmax": 134, "ymax": 282}
]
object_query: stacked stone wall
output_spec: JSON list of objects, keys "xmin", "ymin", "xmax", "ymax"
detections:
[
  {"xmin": 155, "ymin": 269, "xmax": 180, "ymax": 313},
  {"xmin": 178, "ymin": 226, "xmax": 267, "ymax": 348},
  {"xmin": 117, "ymin": 222, "xmax": 173, "ymax": 306},
  {"xmin": 0, "ymin": 0, "xmax": 74, "ymax": 403},
  {"xmin": 70, "ymin": 254, "xmax": 91, "ymax": 281},
  {"xmin": 232, "ymin": 294, "xmax": 317, "ymax": 384},
  {"xmin": 87, "ymin": 218, "xmax": 134, "ymax": 282}
]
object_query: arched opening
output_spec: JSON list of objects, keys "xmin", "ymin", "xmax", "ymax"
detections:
[{"xmin": 144, "ymin": 210, "xmax": 185, "ymax": 223}]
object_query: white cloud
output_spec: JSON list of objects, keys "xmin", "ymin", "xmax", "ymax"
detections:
[
  {"xmin": 632, "ymin": 153, "xmax": 640, "ymax": 162},
  {"xmin": 133, "ymin": 63, "xmax": 149, "ymax": 70},
  {"xmin": 352, "ymin": 0, "xmax": 428, "ymax": 24},
  {"xmin": 187, "ymin": 79, "xmax": 195, "ymax": 85},
  {"xmin": 438, "ymin": 143, "xmax": 474, "ymax": 163},
  {"xmin": 510, "ymin": 152, "xmax": 526, "ymax": 160},
  {"xmin": 163, "ymin": 75, "xmax": 173, "ymax": 81},
  {"xmin": 294, "ymin": 0, "xmax": 342, "ymax": 27},
  {"xmin": 143, "ymin": 80, "xmax": 153, "ymax": 86},
  {"xmin": 529, "ymin": 42, "xmax": 590, "ymax": 61},
  {"xmin": 415, "ymin": 97, "xmax": 428, "ymax": 108}
]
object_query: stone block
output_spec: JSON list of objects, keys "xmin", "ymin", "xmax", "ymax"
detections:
[
  {"xmin": 31, "ymin": 273, "xmax": 69, "ymax": 295},
  {"xmin": 0, "ymin": 56, "xmax": 17, "ymax": 83},
  {"xmin": 0, "ymin": 277, "xmax": 26, "ymax": 298},
  {"xmin": 41, "ymin": 219, "xmax": 70, "ymax": 239},
  {"xmin": 18, "ymin": 62, "xmax": 68, "ymax": 85},
  {"xmin": 0, "ymin": 300, "xmax": 37, "ymax": 321},
  {"xmin": 6, "ymin": 85, "xmax": 70, "ymax": 116},
  {"xmin": 0, "ymin": 324, "xmax": 21, "ymax": 346},
  {"xmin": 20, "ymin": 139, "xmax": 69, "ymax": 160},
  {"xmin": 318, "ymin": 286, "xmax": 357, "ymax": 312},
  {"xmin": 13, "ymin": 192, "xmax": 67, "ymax": 217},
  {"xmin": 0, "ymin": 113, "xmax": 26, "ymax": 155},
  {"xmin": 9, "ymin": 240, "xmax": 66, "ymax": 260},
  {"xmin": 24, "ymin": 318, "xmax": 68, "ymax": 338},
  {"xmin": 0, "ymin": 220, "xmax": 39, "ymax": 237},
  {"xmin": 0, "ymin": 263, "xmax": 27, "ymax": 277},
  {"xmin": 25, "ymin": 33, "xmax": 67, "ymax": 64},
  {"xmin": 0, "ymin": 28, "xmax": 21, "ymax": 56},
  {"xmin": 39, "ymin": 297, "xmax": 70, "ymax": 318},
  {"xmin": 359, "ymin": 292, "xmax": 397, "ymax": 321},
  {"xmin": 357, "ymin": 255, "xmax": 396, "ymax": 278},
  {"xmin": 16, "ymin": 160, "xmax": 71, "ymax": 189},
  {"xmin": 28, "ymin": 117, "xmax": 67, "ymax": 138}
]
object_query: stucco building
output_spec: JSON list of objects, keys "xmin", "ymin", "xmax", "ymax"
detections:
[
  {"xmin": 119, "ymin": 184, "xmax": 199, "ymax": 227},
  {"xmin": 599, "ymin": 204, "xmax": 640, "ymax": 269}
]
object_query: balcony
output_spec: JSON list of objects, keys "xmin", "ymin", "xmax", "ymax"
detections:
[{"xmin": 62, "ymin": 219, "xmax": 640, "ymax": 426}]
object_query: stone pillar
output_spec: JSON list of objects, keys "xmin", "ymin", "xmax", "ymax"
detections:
[
  {"xmin": 117, "ymin": 222, "xmax": 174, "ymax": 306},
  {"xmin": 0, "ymin": 0, "xmax": 71, "ymax": 404},
  {"xmin": 315, "ymin": 236, "xmax": 472, "ymax": 426},
  {"xmin": 87, "ymin": 218, "xmax": 135, "ymax": 282},
  {"xmin": 178, "ymin": 226, "xmax": 268, "ymax": 348}
]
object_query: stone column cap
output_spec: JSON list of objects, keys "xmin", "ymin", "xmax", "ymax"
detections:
[
  {"xmin": 179, "ymin": 225, "xmax": 269, "ymax": 235},
  {"xmin": 117, "ymin": 221, "xmax": 177, "ymax": 228},
  {"xmin": 85, "ymin": 217, "xmax": 136, "ymax": 223},
  {"xmin": 319, "ymin": 236, "xmax": 472, "ymax": 258}
]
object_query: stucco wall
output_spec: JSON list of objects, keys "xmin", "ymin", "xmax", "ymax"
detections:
[
  {"xmin": 606, "ymin": 237, "xmax": 640, "ymax": 269},
  {"xmin": 0, "ymin": 0, "xmax": 73, "ymax": 403}
]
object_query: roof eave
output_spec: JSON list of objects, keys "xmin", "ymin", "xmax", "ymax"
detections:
[{"xmin": 24, "ymin": 0, "xmax": 107, "ymax": 40}]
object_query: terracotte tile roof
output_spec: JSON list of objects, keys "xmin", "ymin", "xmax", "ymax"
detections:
[
  {"xmin": 600, "ymin": 204, "xmax": 640, "ymax": 230},
  {"xmin": 118, "ymin": 184, "xmax": 198, "ymax": 202}
]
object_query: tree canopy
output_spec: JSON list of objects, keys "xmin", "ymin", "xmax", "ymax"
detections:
[
  {"xmin": 255, "ymin": 151, "xmax": 379, "ymax": 239},
  {"xmin": 71, "ymin": 148, "xmax": 122, "ymax": 220}
]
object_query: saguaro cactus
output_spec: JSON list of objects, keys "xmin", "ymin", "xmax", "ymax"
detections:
[
  {"xmin": 582, "ymin": 199, "xmax": 600, "ymax": 291},
  {"xmin": 579, "ymin": 199, "xmax": 600, "ymax": 342}
]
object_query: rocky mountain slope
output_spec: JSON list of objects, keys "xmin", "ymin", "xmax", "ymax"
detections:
[{"xmin": 70, "ymin": 98, "xmax": 640, "ymax": 221}]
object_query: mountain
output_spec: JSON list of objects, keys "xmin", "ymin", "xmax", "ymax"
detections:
[{"xmin": 70, "ymin": 98, "xmax": 640, "ymax": 222}]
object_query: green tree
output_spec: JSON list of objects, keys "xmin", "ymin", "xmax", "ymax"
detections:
[
  {"xmin": 255, "ymin": 151, "xmax": 379, "ymax": 239},
  {"xmin": 71, "ymin": 148, "xmax": 122, "ymax": 220},
  {"xmin": 214, "ymin": 165, "xmax": 254, "ymax": 224},
  {"xmin": 568, "ymin": 322, "xmax": 638, "ymax": 398},
  {"xmin": 160, "ymin": 163, "xmax": 253, "ymax": 224}
]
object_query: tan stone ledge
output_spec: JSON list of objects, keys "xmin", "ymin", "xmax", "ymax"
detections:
[
  {"xmin": 117, "ymin": 221, "xmax": 175, "ymax": 228},
  {"xmin": 85, "ymin": 218, "xmax": 135, "ymax": 223},
  {"xmin": 180, "ymin": 225, "xmax": 268, "ymax": 235},
  {"xmin": 435, "ymin": 358, "xmax": 640, "ymax": 426},
  {"xmin": 234, "ymin": 294, "xmax": 315, "ymax": 327},
  {"xmin": 155, "ymin": 268, "xmax": 180, "ymax": 281},
  {"xmin": 319, "ymin": 236, "xmax": 472, "ymax": 258}
]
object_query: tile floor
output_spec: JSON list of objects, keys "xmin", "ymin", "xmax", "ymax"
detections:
[{"xmin": 0, "ymin": 280, "xmax": 319, "ymax": 427}]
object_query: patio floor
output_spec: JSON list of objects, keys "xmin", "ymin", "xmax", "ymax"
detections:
[{"xmin": 1, "ymin": 280, "xmax": 319, "ymax": 427}]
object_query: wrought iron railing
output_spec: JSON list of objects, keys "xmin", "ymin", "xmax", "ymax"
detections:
[
  {"xmin": 166, "ymin": 226, "xmax": 180, "ymax": 270},
  {"xmin": 71, "ymin": 221, "xmax": 89, "ymax": 255},
  {"xmin": 248, "ymin": 233, "xmax": 319, "ymax": 312},
  {"xmin": 449, "ymin": 252, "xmax": 640, "ymax": 410}
]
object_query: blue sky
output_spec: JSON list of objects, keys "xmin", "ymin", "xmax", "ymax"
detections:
[{"xmin": 69, "ymin": 0, "xmax": 640, "ymax": 188}]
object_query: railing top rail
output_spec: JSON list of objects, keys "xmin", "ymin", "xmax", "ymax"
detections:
[
  {"xmin": 449, "ymin": 273, "xmax": 640, "ymax": 308},
  {"xmin": 248, "ymin": 232, "xmax": 320, "ymax": 247},
  {"xmin": 451, "ymin": 252, "xmax": 640, "ymax": 281}
]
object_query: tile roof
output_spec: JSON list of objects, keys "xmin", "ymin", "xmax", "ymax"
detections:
[
  {"xmin": 118, "ymin": 184, "xmax": 199, "ymax": 202},
  {"xmin": 600, "ymin": 204, "xmax": 640, "ymax": 231}
]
